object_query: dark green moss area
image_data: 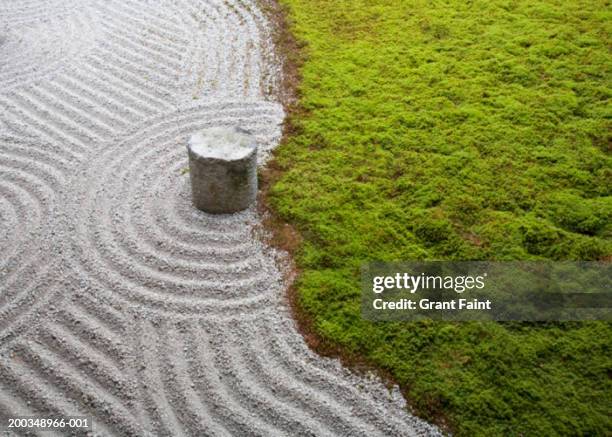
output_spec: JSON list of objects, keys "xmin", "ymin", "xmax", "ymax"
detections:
[{"xmin": 271, "ymin": 0, "xmax": 612, "ymax": 435}]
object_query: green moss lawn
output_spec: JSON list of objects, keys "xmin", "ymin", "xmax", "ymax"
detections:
[{"xmin": 270, "ymin": 0, "xmax": 611, "ymax": 435}]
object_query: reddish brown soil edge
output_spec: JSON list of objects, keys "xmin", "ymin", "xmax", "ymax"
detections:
[{"xmin": 257, "ymin": 1, "xmax": 453, "ymax": 434}]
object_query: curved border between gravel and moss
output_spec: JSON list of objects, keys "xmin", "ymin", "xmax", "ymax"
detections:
[{"xmin": 259, "ymin": 1, "xmax": 612, "ymax": 435}]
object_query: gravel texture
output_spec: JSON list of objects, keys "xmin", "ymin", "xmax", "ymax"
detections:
[{"xmin": 0, "ymin": 1, "xmax": 442, "ymax": 435}]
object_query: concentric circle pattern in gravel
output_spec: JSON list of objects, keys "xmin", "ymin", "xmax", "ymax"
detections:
[{"xmin": 0, "ymin": 1, "xmax": 442, "ymax": 435}]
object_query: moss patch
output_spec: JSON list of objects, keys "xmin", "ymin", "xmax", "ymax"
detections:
[{"xmin": 270, "ymin": 0, "xmax": 612, "ymax": 435}]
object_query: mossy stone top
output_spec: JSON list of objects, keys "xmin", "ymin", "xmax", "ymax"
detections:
[{"xmin": 188, "ymin": 127, "xmax": 256, "ymax": 161}]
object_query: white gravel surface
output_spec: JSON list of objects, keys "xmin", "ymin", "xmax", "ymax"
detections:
[{"xmin": 0, "ymin": 1, "xmax": 442, "ymax": 435}]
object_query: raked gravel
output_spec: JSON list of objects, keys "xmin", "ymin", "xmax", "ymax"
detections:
[{"xmin": 0, "ymin": 0, "xmax": 442, "ymax": 435}]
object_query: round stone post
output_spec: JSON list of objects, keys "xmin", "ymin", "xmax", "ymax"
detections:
[{"xmin": 187, "ymin": 126, "xmax": 258, "ymax": 214}]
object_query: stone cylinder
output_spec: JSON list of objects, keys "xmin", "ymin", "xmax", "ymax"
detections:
[{"xmin": 187, "ymin": 126, "xmax": 258, "ymax": 214}]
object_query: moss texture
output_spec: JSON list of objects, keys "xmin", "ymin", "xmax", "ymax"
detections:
[{"xmin": 270, "ymin": 0, "xmax": 612, "ymax": 435}]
